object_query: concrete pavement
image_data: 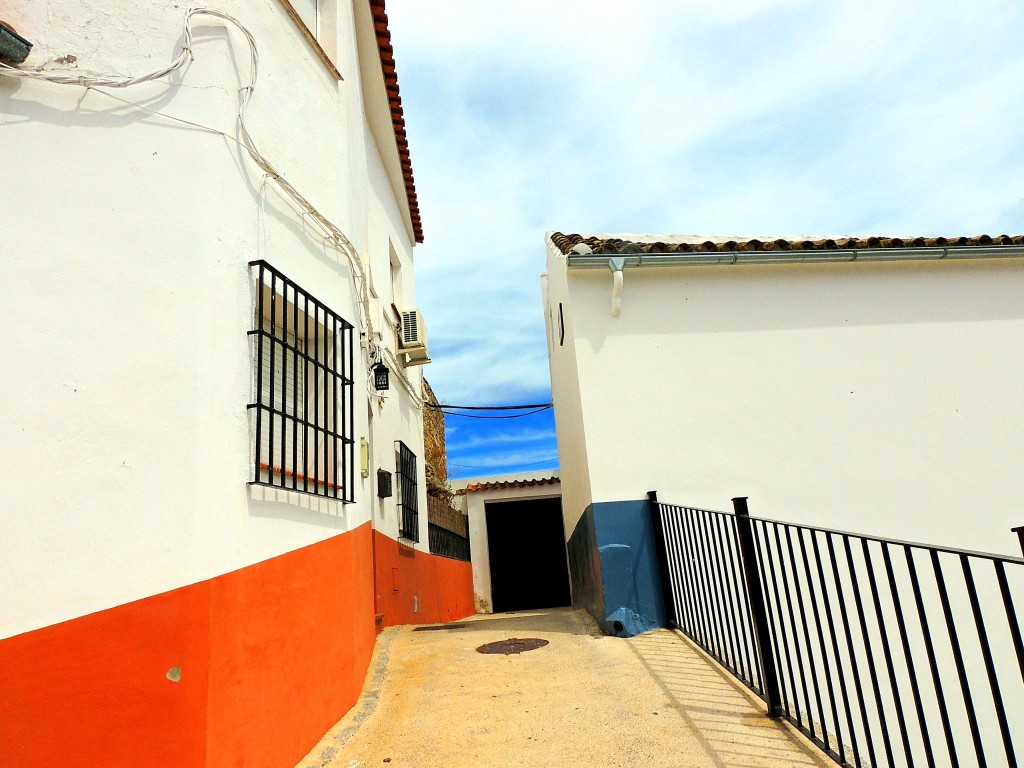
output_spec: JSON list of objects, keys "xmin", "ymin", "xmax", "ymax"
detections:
[{"xmin": 297, "ymin": 608, "xmax": 833, "ymax": 768}]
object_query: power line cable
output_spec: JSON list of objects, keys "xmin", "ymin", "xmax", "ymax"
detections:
[
  {"xmin": 425, "ymin": 402, "xmax": 552, "ymax": 411},
  {"xmin": 436, "ymin": 406, "xmax": 552, "ymax": 419}
]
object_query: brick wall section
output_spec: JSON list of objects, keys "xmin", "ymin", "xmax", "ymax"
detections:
[{"xmin": 428, "ymin": 493, "xmax": 468, "ymax": 537}]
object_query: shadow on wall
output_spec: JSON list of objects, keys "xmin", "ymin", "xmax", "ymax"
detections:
[{"xmin": 247, "ymin": 484, "xmax": 351, "ymax": 528}]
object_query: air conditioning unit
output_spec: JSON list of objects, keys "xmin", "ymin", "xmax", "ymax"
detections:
[
  {"xmin": 399, "ymin": 310, "xmax": 430, "ymax": 365},
  {"xmin": 400, "ymin": 310, "xmax": 426, "ymax": 348}
]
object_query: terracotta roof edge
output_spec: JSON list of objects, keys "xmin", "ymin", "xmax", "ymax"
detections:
[
  {"xmin": 550, "ymin": 232, "xmax": 1024, "ymax": 256},
  {"xmin": 370, "ymin": 0, "xmax": 423, "ymax": 243}
]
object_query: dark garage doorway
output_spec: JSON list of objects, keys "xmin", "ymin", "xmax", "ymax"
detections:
[{"xmin": 486, "ymin": 497, "xmax": 571, "ymax": 612}]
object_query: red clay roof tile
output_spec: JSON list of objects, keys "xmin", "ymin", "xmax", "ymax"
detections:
[
  {"xmin": 461, "ymin": 477, "xmax": 561, "ymax": 494},
  {"xmin": 371, "ymin": 1, "xmax": 422, "ymax": 243},
  {"xmin": 550, "ymin": 232, "xmax": 1024, "ymax": 256}
]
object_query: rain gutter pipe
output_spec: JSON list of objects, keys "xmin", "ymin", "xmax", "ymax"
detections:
[{"xmin": 566, "ymin": 245, "xmax": 1024, "ymax": 316}]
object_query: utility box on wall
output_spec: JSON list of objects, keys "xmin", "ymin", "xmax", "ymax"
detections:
[{"xmin": 377, "ymin": 469, "xmax": 393, "ymax": 498}]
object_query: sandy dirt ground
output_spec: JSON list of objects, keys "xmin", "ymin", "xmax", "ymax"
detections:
[{"xmin": 297, "ymin": 608, "xmax": 833, "ymax": 768}]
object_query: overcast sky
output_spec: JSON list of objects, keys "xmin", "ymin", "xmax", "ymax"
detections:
[{"xmin": 385, "ymin": 0, "xmax": 1024, "ymax": 479}]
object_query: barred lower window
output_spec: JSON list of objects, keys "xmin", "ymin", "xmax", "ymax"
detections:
[
  {"xmin": 395, "ymin": 441, "xmax": 419, "ymax": 542},
  {"xmin": 248, "ymin": 260, "xmax": 354, "ymax": 501}
]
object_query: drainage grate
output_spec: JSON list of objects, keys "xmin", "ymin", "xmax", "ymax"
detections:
[
  {"xmin": 413, "ymin": 623, "xmax": 468, "ymax": 632},
  {"xmin": 475, "ymin": 638, "xmax": 549, "ymax": 655}
]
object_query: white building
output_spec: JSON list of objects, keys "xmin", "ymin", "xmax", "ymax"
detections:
[
  {"xmin": 453, "ymin": 472, "xmax": 567, "ymax": 614},
  {"xmin": 0, "ymin": 3, "xmax": 471, "ymax": 767},
  {"xmin": 543, "ymin": 231, "xmax": 1024, "ymax": 634}
]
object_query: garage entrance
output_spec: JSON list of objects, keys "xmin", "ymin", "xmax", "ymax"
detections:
[{"xmin": 485, "ymin": 498, "xmax": 571, "ymax": 613}]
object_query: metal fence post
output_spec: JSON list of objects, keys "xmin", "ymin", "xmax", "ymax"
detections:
[
  {"xmin": 648, "ymin": 490, "xmax": 675, "ymax": 628},
  {"xmin": 1013, "ymin": 525, "xmax": 1024, "ymax": 559},
  {"xmin": 732, "ymin": 496, "xmax": 784, "ymax": 719}
]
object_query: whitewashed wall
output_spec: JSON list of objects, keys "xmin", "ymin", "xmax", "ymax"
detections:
[
  {"xmin": 547, "ymin": 249, "xmax": 1024, "ymax": 557},
  {"xmin": 542, "ymin": 245, "xmax": 593, "ymax": 538},
  {"xmin": 0, "ymin": 0, "xmax": 428, "ymax": 638}
]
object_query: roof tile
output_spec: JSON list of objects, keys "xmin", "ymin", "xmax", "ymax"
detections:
[
  {"xmin": 461, "ymin": 476, "xmax": 561, "ymax": 494},
  {"xmin": 371, "ymin": 1, "xmax": 422, "ymax": 243},
  {"xmin": 550, "ymin": 232, "xmax": 1024, "ymax": 256}
]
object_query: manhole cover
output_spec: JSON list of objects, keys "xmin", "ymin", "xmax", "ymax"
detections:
[{"xmin": 475, "ymin": 637, "xmax": 549, "ymax": 655}]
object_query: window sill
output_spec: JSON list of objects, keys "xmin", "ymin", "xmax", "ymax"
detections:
[
  {"xmin": 275, "ymin": 0, "xmax": 343, "ymax": 82},
  {"xmin": 256, "ymin": 461, "xmax": 343, "ymax": 493}
]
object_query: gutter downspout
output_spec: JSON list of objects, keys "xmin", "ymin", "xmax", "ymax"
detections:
[{"xmin": 609, "ymin": 257, "xmax": 625, "ymax": 317}]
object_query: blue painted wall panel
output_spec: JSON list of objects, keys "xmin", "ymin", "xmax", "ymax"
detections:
[
  {"xmin": 565, "ymin": 499, "xmax": 668, "ymax": 636},
  {"xmin": 592, "ymin": 500, "xmax": 667, "ymax": 636}
]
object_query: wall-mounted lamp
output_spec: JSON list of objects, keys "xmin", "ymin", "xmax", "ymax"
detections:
[
  {"xmin": 373, "ymin": 362, "xmax": 390, "ymax": 391},
  {"xmin": 0, "ymin": 21, "xmax": 32, "ymax": 64}
]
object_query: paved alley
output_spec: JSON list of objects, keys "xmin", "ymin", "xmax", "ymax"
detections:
[{"xmin": 297, "ymin": 608, "xmax": 832, "ymax": 768}]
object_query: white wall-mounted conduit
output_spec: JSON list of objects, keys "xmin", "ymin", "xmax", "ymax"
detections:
[{"xmin": 0, "ymin": 7, "xmax": 424, "ymax": 409}]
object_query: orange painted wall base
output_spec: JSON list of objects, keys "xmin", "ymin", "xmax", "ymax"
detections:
[
  {"xmin": 372, "ymin": 529, "xmax": 475, "ymax": 628},
  {"xmin": 1, "ymin": 524, "xmax": 377, "ymax": 768},
  {"xmin": 1, "ymin": 523, "xmax": 476, "ymax": 768}
]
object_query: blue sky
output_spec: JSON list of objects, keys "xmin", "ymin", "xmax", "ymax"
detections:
[{"xmin": 386, "ymin": 0, "xmax": 1024, "ymax": 479}]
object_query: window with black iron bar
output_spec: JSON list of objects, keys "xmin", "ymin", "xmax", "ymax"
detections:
[
  {"xmin": 428, "ymin": 523, "xmax": 470, "ymax": 561},
  {"xmin": 395, "ymin": 441, "xmax": 419, "ymax": 541},
  {"xmin": 247, "ymin": 260, "xmax": 355, "ymax": 501}
]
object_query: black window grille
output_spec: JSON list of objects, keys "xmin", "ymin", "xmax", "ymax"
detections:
[
  {"xmin": 429, "ymin": 523, "xmax": 471, "ymax": 561},
  {"xmin": 247, "ymin": 260, "xmax": 354, "ymax": 501},
  {"xmin": 395, "ymin": 441, "xmax": 419, "ymax": 541}
]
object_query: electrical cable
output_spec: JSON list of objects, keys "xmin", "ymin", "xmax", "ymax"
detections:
[
  {"xmin": 424, "ymin": 403, "xmax": 553, "ymax": 411},
  {"xmin": 0, "ymin": 8, "xmax": 426, "ymax": 407},
  {"xmin": 381, "ymin": 346, "xmax": 424, "ymax": 402},
  {"xmin": 435, "ymin": 406, "xmax": 552, "ymax": 420}
]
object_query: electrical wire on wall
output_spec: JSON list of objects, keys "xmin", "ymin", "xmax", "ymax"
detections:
[
  {"xmin": 424, "ymin": 402, "xmax": 553, "ymax": 419},
  {"xmin": 432, "ymin": 401, "xmax": 558, "ymax": 475},
  {"xmin": 0, "ymin": 7, "xmax": 421, "ymax": 406}
]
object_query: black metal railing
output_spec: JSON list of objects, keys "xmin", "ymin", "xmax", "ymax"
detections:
[
  {"xmin": 428, "ymin": 523, "xmax": 471, "ymax": 561},
  {"xmin": 247, "ymin": 261, "xmax": 354, "ymax": 501},
  {"xmin": 395, "ymin": 440, "xmax": 419, "ymax": 542},
  {"xmin": 651, "ymin": 493, "xmax": 1024, "ymax": 768}
]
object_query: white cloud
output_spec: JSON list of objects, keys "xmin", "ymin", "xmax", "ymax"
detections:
[
  {"xmin": 447, "ymin": 426, "xmax": 556, "ymax": 452},
  {"xmin": 390, "ymin": 0, "xmax": 1024, "ymax": 415},
  {"xmin": 447, "ymin": 448, "xmax": 559, "ymax": 473}
]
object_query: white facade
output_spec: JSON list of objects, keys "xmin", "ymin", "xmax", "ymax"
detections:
[
  {"xmin": 544, "ymin": 233, "xmax": 1024, "ymax": 557},
  {"xmin": 0, "ymin": 0, "xmax": 429, "ymax": 639}
]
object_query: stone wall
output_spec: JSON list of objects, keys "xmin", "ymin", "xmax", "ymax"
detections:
[{"xmin": 422, "ymin": 378, "xmax": 468, "ymax": 537}]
